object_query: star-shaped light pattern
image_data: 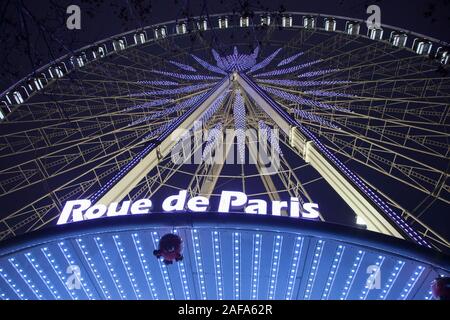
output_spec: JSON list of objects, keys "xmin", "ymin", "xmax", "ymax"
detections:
[{"xmin": 212, "ymin": 47, "xmax": 259, "ymax": 71}]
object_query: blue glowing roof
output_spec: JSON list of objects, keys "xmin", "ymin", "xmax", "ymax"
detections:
[{"xmin": 0, "ymin": 213, "xmax": 448, "ymax": 300}]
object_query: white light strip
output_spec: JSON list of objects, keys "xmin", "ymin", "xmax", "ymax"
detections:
[
  {"xmin": 131, "ymin": 233, "xmax": 158, "ymax": 300},
  {"xmin": 190, "ymin": 229, "xmax": 207, "ymax": 299},
  {"xmin": 25, "ymin": 252, "xmax": 59, "ymax": 299},
  {"xmin": 173, "ymin": 229, "xmax": 191, "ymax": 300},
  {"xmin": 251, "ymin": 234, "xmax": 262, "ymax": 300},
  {"xmin": 340, "ymin": 250, "xmax": 365, "ymax": 300},
  {"xmin": 400, "ymin": 265, "xmax": 425, "ymax": 300},
  {"xmin": 56, "ymin": 242, "xmax": 94, "ymax": 299},
  {"xmin": 75, "ymin": 238, "xmax": 111, "ymax": 299},
  {"xmin": 151, "ymin": 232, "xmax": 175, "ymax": 300},
  {"xmin": 268, "ymin": 235, "xmax": 283, "ymax": 300},
  {"xmin": 113, "ymin": 235, "xmax": 142, "ymax": 299},
  {"xmin": 379, "ymin": 260, "xmax": 405, "ymax": 299},
  {"xmin": 285, "ymin": 236, "xmax": 304, "ymax": 300},
  {"xmin": 212, "ymin": 230, "xmax": 224, "ymax": 300},
  {"xmin": 303, "ymin": 239, "xmax": 325, "ymax": 300},
  {"xmin": 94, "ymin": 236, "xmax": 127, "ymax": 299},
  {"xmin": 359, "ymin": 255, "xmax": 385, "ymax": 300},
  {"xmin": 8, "ymin": 257, "xmax": 42, "ymax": 299},
  {"xmin": 232, "ymin": 232, "xmax": 241, "ymax": 300},
  {"xmin": 0, "ymin": 267, "xmax": 25, "ymax": 299},
  {"xmin": 322, "ymin": 245, "xmax": 345, "ymax": 300}
]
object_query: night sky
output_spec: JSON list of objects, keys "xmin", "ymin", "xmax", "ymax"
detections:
[{"xmin": 1, "ymin": 0, "xmax": 449, "ymax": 91}]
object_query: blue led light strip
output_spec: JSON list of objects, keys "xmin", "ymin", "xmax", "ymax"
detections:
[
  {"xmin": 173, "ymin": 229, "xmax": 191, "ymax": 300},
  {"xmin": 75, "ymin": 238, "xmax": 111, "ymax": 299},
  {"xmin": 261, "ymin": 85, "xmax": 351, "ymax": 113},
  {"xmin": 131, "ymin": 233, "xmax": 158, "ymax": 300},
  {"xmin": 292, "ymin": 109, "xmax": 340, "ymax": 130},
  {"xmin": 424, "ymin": 290, "xmax": 434, "ymax": 300},
  {"xmin": 191, "ymin": 54, "xmax": 227, "ymax": 75},
  {"xmin": 152, "ymin": 69, "xmax": 222, "ymax": 80},
  {"xmin": 168, "ymin": 60, "xmax": 197, "ymax": 72},
  {"xmin": 113, "ymin": 235, "xmax": 142, "ymax": 299},
  {"xmin": 151, "ymin": 232, "xmax": 175, "ymax": 300},
  {"xmin": 213, "ymin": 46, "xmax": 259, "ymax": 71},
  {"xmin": 8, "ymin": 258, "xmax": 42, "ymax": 299},
  {"xmin": 232, "ymin": 232, "xmax": 241, "ymax": 300},
  {"xmin": 258, "ymin": 120, "xmax": 284, "ymax": 156},
  {"xmin": 251, "ymin": 234, "xmax": 262, "ymax": 300},
  {"xmin": 248, "ymin": 48, "xmax": 282, "ymax": 74},
  {"xmin": 277, "ymin": 52, "xmax": 304, "ymax": 67},
  {"xmin": 212, "ymin": 231, "xmax": 224, "ymax": 300},
  {"xmin": 233, "ymin": 90, "xmax": 246, "ymax": 163},
  {"xmin": 0, "ymin": 266, "xmax": 26, "ymax": 299},
  {"xmin": 303, "ymin": 90, "xmax": 357, "ymax": 98},
  {"xmin": 202, "ymin": 123, "xmax": 223, "ymax": 161},
  {"xmin": 173, "ymin": 92, "xmax": 228, "ymax": 163},
  {"xmin": 322, "ymin": 245, "xmax": 346, "ymax": 300},
  {"xmin": 122, "ymin": 98, "xmax": 174, "ymax": 113},
  {"xmin": 25, "ymin": 252, "xmax": 60, "ymax": 299},
  {"xmin": 129, "ymin": 83, "xmax": 212, "ymax": 97},
  {"xmin": 298, "ymin": 69, "xmax": 340, "ymax": 78},
  {"xmin": 399, "ymin": 265, "xmax": 425, "ymax": 300},
  {"xmin": 256, "ymin": 79, "xmax": 351, "ymax": 87},
  {"xmin": 240, "ymin": 73, "xmax": 430, "ymax": 247},
  {"xmin": 340, "ymin": 250, "xmax": 365, "ymax": 300},
  {"xmin": 56, "ymin": 242, "xmax": 94, "ymax": 299},
  {"xmin": 303, "ymin": 239, "xmax": 325, "ymax": 300},
  {"xmin": 136, "ymin": 80, "xmax": 179, "ymax": 86},
  {"xmin": 190, "ymin": 229, "xmax": 207, "ymax": 300},
  {"xmin": 130, "ymin": 93, "xmax": 207, "ymax": 126},
  {"xmin": 254, "ymin": 59, "xmax": 323, "ymax": 77},
  {"xmin": 90, "ymin": 77, "xmax": 227, "ymax": 204},
  {"xmin": 268, "ymin": 235, "xmax": 283, "ymax": 300},
  {"xmin": 0, "ymin": 286, "xmax": 6, "ymax": 300},
  {"xmin": 285, "ymin": 236, "xmax": 304, "ymax": 300},
  {"xmin": 94, "ymin": 236, "xmax": 127, "ymax": 299},
  {"xmin": 379, "ymin": 260, "xmax": 405, "ymax": 299},
  {"xmin": 359, "ymin": 255, "xmax": 385, "ymax": 300}
]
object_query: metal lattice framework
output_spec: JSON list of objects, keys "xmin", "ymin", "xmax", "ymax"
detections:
[{"xmin": 0, "ymin": 12, "xmax": 449, "ymax": 255}]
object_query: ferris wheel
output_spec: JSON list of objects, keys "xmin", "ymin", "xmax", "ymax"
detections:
[{"xmin": 0, "ymin": 12, "xmax": 449, "ymax": 300}]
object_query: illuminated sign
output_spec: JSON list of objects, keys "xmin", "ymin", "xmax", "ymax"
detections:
[{"xmin": 57, "ymin": 190, "xmax": 320, "ymax": 225}]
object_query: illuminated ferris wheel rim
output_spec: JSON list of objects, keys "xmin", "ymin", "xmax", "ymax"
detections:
[
  {"xmin": 1, "ymin": 213, "xmax": 449, "ymax": 271},
  {"xmin": 1, "ymin": 10, "xmax": 449, "ymax": 108}
]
